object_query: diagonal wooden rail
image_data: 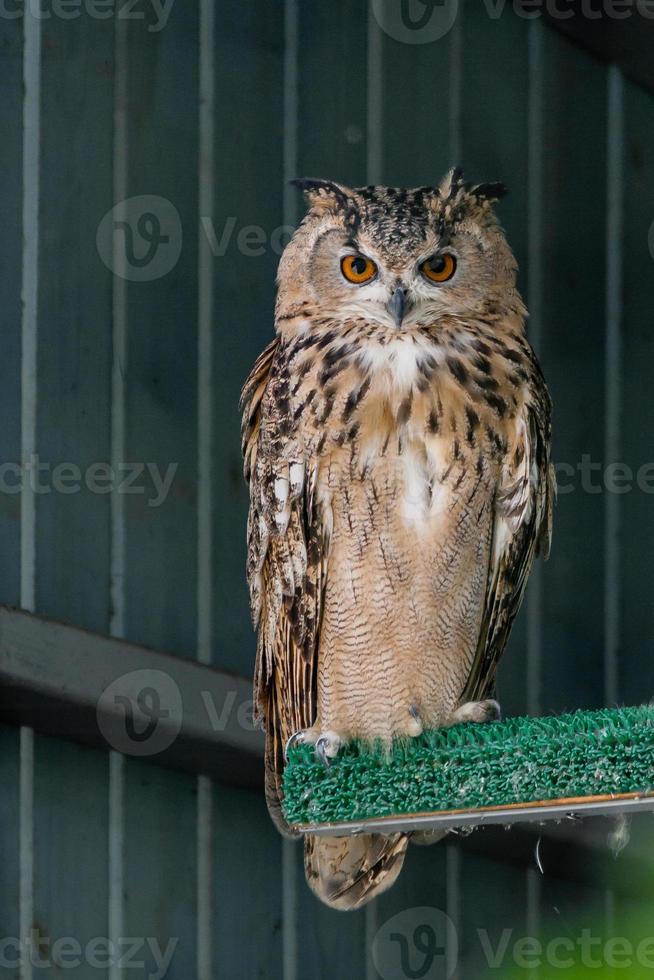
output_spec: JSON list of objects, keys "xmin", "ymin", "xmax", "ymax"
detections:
[{"xmin": 0, "ymin": 606, "xmax": 264, "ymax": 789}]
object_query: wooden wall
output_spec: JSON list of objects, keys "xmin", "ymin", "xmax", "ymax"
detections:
[{"xmin": 1, "ymin": 2, "xmax": 654, "ymax": 977}]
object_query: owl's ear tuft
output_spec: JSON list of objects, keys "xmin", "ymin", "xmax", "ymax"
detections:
[
  {"xmin": 467, "ymin": 180, "xmax": 507, "ymax": 203},
  {"xmin": 437, "ymin": 169, "xmax": 507, "ymax": 205},
  {"xmin": 290, "ymin": 178, "xmax": 353, "ymax": 212},
  {"xmin": 437, "ymin": 167, "xmax": 465, "ymax": 201}
]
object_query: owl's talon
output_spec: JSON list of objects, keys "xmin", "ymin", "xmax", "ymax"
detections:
[
  {"xmin": 315, "ymin": 731, "xmax": 343, "ymax": 767},
  {"xmin": 450, "ymin": 698, "xmax": 501, "ymax": 725},
  {"xmin": 284, "ymin": 730, "xmax": 306, "ymax": 763},
  {"xmin": 407, "ymin": 704, "xmax": 423, "ymax": 737}
]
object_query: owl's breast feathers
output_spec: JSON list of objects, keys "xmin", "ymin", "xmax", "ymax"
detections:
[{"xmin": 241, "ymin": 317, "xmax": 553, "ymax": 828}]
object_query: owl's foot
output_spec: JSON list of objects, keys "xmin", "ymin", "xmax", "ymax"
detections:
[
  {"xmin": 406, "ymin": 704, "xmax": 423, "ymax": 737},
  {"xmin": 284, "ymin": 730, "xmax": 307, "ymax": 762},
  {"xmin": 450, "ymin": 699, "xmax": 501, "ymax": 725},
  {"xmin": 285, "ymin": 727, "xmax": 344, "ymax": 766},
  {"xmin": 315, "ymin": 731, "xmax": 343, "ymax": 766}
]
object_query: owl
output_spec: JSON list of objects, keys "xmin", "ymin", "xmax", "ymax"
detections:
[{"xmin": 241, "ymin": 169, "xmax": 554, "ymax": 910}]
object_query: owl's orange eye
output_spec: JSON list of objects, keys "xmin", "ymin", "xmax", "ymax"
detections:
[
  {"xmin": 420, "ymin": 253, "xmax": 457, "ymax": 284},
  {"xmin": 340, "ymin": 254, "xmax": 377, "ymax": 285}
]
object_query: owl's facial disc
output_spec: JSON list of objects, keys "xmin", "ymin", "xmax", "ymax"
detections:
[
  {"xmin": 306, "ymin": 221, "xmax": 507, "ymax": 330},
  {"xmin": 275, "ymin": 176, "xmax": 522, "ymax": 338}
]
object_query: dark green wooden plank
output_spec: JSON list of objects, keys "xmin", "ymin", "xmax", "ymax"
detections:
[
  {"xmin": 537, "ymin": 874, "xmax": 606, "ymax": 970},
  {"xmin": 374, "ymin": 838, "xmax": 448, "ymax": 917},
  {"xmin": 459, "ymin": 7, "xmax": 531, "ymax": 252},
  {"xmin": 118, "ymin": 14, "xmax": 202, "ymax": 975},
  {"xmin": 372, "ymin": 840, "xmax": 450, "ymax": 978},
  {"xmin": 35, "ymin": 12, "xmax": 114, "ymax": 633},
  {"xmin": 33, "ymin": 736, "xmax": 109, "ymax": 979},
  {"xmin": 375, "ymin": 0, "xmax": 455, "ymax": 186},
  {"xmin": 458, "ymin": 7, "xmax": 531, "ymax": 718},
  {"xmin": 537, "ymin": 30, "xmax": 607, "ymax": 714},
  {"xmin": 462, "ymin": 865, "xmax": 606, "ymax": 977},
  {"xmin": 123, "ymin": 762, "xmax": 198, "ymax": 980},
  {"xmin": 291, "ymin": 839, "xmax": 366, "ymax": 979},
  {"xmin": 0, "ymin": 726, "xmax": 19, "ymax": 969},
  {"xmin": 29, "ymin": 13, "xmax": 115, "ymax": 980},
  {"xmin": 211, "ymin": 1, "xmax": 284, "ymax": 676},
  {"xmin": 459, "ymin": 851, "xmax": 529, "ymax": 977},
  {"xmin": 211, "ymin": 784, "xmax": 283, "ymax": 979},
  {"xmin": 0, "ymin": 15, "xmax": 22, "ymax": 609},
  {"xmin": 619, "ymin": 77, "xmax": 654, "ymax": 705},
  {"xmin": 297, "ymin": 0, "xmax": 369, "ymax": 186},
  {"xmin": 122, "ymin": 6, "xmax": 199, "ymax": 658}
]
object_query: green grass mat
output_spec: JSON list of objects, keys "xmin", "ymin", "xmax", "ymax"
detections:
[{"xmin": 282, "ymin": 706, "xmax": 654, "ymax": 826}]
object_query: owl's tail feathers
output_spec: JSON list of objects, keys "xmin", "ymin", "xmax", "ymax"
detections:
[{"xmin": 304, "ymin": 832, "xmax": 409, "ymax": 911}]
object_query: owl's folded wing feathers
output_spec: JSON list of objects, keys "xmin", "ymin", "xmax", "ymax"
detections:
[
  {"xmin": 461, "ymin": 362, "xmax": 554, "ymax": 704},
  {"xmin": 240, "ymin": 338, "xmax": 327, "ymax": 834}
]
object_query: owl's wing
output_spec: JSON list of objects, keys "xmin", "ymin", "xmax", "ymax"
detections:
[
  {"xmin": 240, "ymin": 338, "xmax": 327, "ymax": 835},
  {"xmin": 461, "ymin": 363, "xmax": 554, "ymax": 703}
]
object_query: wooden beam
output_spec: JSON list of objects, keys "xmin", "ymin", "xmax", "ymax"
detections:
[{"xmin": 0, "ymin": 606, "xmax": 263, "ymax": 789}]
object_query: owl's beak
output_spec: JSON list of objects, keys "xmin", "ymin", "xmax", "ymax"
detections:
[{"xmin": 387, "ymin": 286, "xmax": 407, "ymax": 328}]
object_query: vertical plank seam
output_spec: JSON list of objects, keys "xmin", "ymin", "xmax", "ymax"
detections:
[
  {"xmin": 604, "ymin": 65, "xmax": 623, "ymax": 711},
  {"xmin": 283, "ymin": 0, "xmax": 299, "ymax": 230},
  {"xmin": 604, "ymin": 888, "xmax": 616, "ymax": 952},
  {"xmin": 603, "ymin": 62, "xmax": 623, "ymax": 956},
  {"xmin": 366, "ymin": 4, "xmax": 383, "ymax": 185},
  {"xmin": 446, "ymin": 842, "xmax": 461, "ymax": 980},
  {"xmin": 19, "ymin": 6, "xmax": 40, "ymax": 977},
  {"xmin": 526, "ymin": 20, "xmax": 544, "ymax": 721},
  {"xmin": 282, "ymin": 836, "xmax": 298, "ymax": 980},
  {"xmin": 526, "ymin": 867, "xmax": 541, "ymax": 980},
  {"xmin": 196, "ymin": 777, "xmax": 214, "ymax": 980},
  {"xmin": 197, "ymin": 1, "xmax": 216, "ymax": 977},
  {"xmin": 283, "ymin": 4, "xmax": 299, "ymax": 979},
  {"xmin": 110, "ymin": 0, "xmax": 128, "ymax": 641},
  {"xmin": 108, "ymin": 11, "xmax": 129, "ymax": 978},
  {"xmin": 448, "ymin": 0, "xmax": 463, "ymax": 167},
  {"xmin": 108, "ymin": 752, "xmax": 125, "ymax": 980},
  {"xmin": 364, "ymin": 902, "xmax": 378, "ymax": 980},
  {"xmin": 19, "ymin": 728, "xmax": 34, "ymax": 980},
  {"xmin": 198, "ymin": 0, "xmax": 215, "ymax": 671},
  {"xmin": 20, "ymin": 0, "xmax": 40, "ymax": 617}
]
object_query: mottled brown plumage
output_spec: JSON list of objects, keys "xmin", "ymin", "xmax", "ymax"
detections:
[{"xmin": 241, "ymin": 169, "xmax": 554, "ymax": 910}]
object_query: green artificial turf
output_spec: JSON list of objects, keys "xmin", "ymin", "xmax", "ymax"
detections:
[{"xmin": 282, "ymin": 706, "xmax": 654, "ymax": 826}]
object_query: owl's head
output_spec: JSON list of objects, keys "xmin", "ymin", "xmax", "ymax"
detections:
[{"xmin": 276, "ymin": 169, "xmax": 524, "ymax": 334}]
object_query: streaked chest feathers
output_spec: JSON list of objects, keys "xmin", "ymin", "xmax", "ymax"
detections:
[{"xmin": 284, "ymin": 323, "xmax": 528, "ymax": 539}]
